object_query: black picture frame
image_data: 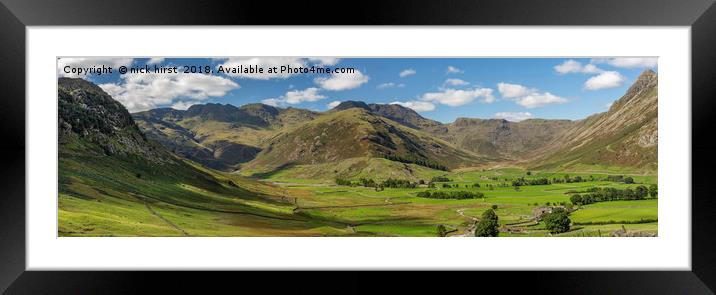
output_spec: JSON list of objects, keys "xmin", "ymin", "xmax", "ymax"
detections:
[{"xmin": 1, "ymin": 0, "xmax": 715, "ymax": 293}]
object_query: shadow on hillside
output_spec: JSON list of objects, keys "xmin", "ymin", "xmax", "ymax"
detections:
[{"xmin": 247, "ymin": 163, "xmax": 296, "ymax": 179}]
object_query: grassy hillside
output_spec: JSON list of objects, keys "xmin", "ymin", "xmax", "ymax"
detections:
[
  {"xmin": 241, "ymin": 157, "xmax": 449, "ymax": 183},
  {"xmin": 244, "ymin": 108, "xmax": 488, "ymax": 173},
  {"xmin": 528, "ymin": 70, "xmax": 658, "ymax": 172},
  {"xmin": 58, "ymin": 78, "xmax": 348, "ymax": 236},
  {"xmin": 59, "ymin": 142, "xmax": 349, "ymax": 236},
  {"xmin": 426, "ymin": 118, "xmax": 574, "ymax": 160}
]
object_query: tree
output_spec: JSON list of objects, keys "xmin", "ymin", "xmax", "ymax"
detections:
[
  {"xmin": 624, "ymin": 177, "xmax": 635, "ymax": 184},
  {"xmin": 436, "ymin": 224, "xmax": 448, "ymax": 237},
  {"xmin": 570, "ymin": 194, "xmax": 583, "ymax": 206},
  {"xmin": 634, "ymin": 185, "xmax": 648, "ymax": 199},
  {"xmin": 543, "ymin": 208, "xmax": 571, "ymax": 234},
  {"xmin": 475, "ymin": 209, "xmax": 499, "ymax": 237},
  {"xmin": 649, "ymin": 184, "xmax": 658, "ymax": 198}
]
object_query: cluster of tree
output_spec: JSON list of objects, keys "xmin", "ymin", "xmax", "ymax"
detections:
[
  {"xmin": 430, "ymin": 176, "xmax": 451, "ymax": 182},
  {"xmin": 475, "ymin": 209, "xmax": 499, "ymax": 237},
  {"xmin": 416, "ymin": 190, "xmax": 484, "ymax": 200},
  {"xmin": 569, "ymin": 185, "xmax": 657, "ymax": 205},
  {"xmin": 542, "ymin": 207, "xmax": 571, "ymax": 234},
  {"xmin": 335, "ymin": 178, "xmax": 353, "ymax": 186},
  {"xmin": 551, "ymin": 174, "xmax": 588, "ymax": 184},
  {"xmin": 335, "ymin": 177, "xmax": 420, "ymax": 189},
  {"xmin": 511, "ymin": 177, "xmax": 551, "ymax": 187},
  {"xmin": 649, "ymin": 184, "xmax": 657, "ymax": 197},
  {"xmin": 381, "ymin": 178, "xmax": 417, "ymax": 188},
  {"xmin": 531, "ymin": 201, "xmax": 570, "ymax": 207},
  {"xmin": 383, "ymin": 154, "xmax": 448, "ymax": 171},
  {"xmin": 604, "ymin": 175, "xmax": 635, "ymax": 184},
  {"xmin": 359, "ymin": 178, "xmax": 378, "ymax": 187},
  {"xmin": 433, "ymin": 182, "xmax": 482, "ymax": 189}
]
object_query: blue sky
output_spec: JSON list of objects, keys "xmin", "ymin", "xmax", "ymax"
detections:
[{"xmin": 59, "ymin": 57, "xmax": 657, "ymax": 123}]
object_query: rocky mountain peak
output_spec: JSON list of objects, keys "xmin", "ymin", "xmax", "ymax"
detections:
[
  {"xmin": 332, "ymin": 101, "xmax": 371, "ymax": 111},
  {"xmin": 368, "ymin": 103, "xmax": 442, "ymax": 129},
  {"xmin": 611, "ymin": 69, "xmax": 658, "ymax": 111},
  {"xmin": 58, "ymin": 78, "xmax": 173, "ymax": 164},
  {"xmin": 58, "ymin": 78, "xmax": 136, "ymax": 135}
]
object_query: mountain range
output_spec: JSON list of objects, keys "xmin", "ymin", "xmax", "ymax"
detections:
[
  {"xmin": 131, "ymin": 69, "xmax": 657, "ymax": 176},
  {"xmin": 57, "ymin": 70, "xmax": 658, "ymax": 237}
]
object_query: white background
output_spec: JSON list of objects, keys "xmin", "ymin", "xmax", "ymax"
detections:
[{"xmin": 27, "ymin": 27, "xmax": 690, "ymax": 270}]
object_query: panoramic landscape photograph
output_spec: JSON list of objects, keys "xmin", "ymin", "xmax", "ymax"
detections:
[{"xmin": 58, "ymin": 57, "xmax": 658, "ymax": 237}]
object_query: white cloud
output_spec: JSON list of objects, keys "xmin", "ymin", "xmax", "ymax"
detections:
[
  {"xmin": 284, "ymin": 87, "xmax": 325, "ymax": 104},
  {"xmin": 592, "ymin": 57, "xmax": 658, "ymax": 69},
  {"xmin": 58, "ymin": 58, "xmax": 134, "ymax": 78},
  {"xmin": 263, "ymin": 87, "xmax": 327, "ymax": 106},
  {"xmin": 99, "ymin": 72, "xmax": 239, "ymax": 112},
  {"xmin": 314, "ymin": 70, "xmax": 369, "ymax": 91},
  {"xmin": 497, "ymin": 82, "xmax": 532, "ymax": 98},
  {"xmin": 554, "ymin": 60, "xmax": 602, "ymax": 74},
  {"xmin": 494, "ymin": 112, "xmax": 533, "ymax": 122},
  {"xmin": 390, "ymin": 101, "xmax": 436, "ymax": 112},
  {"xmin": 419, "ymin": 87, "xmax": 494, "ymax": 106},
  {"xmin": 309, "ymin": 57, "xmax": 340, "ymax": 66},
  {"xmin": 261, "ymin": 98, "xmax": 282, "ymax": 107},
  {"xmin": 497, "ymin": 82, "xmax": 567, "ymax": 108},
  {"xmin": 584, "ymin": 71, "xmax": 626, "ymax": 90},
  {"xmin": 446, "ymin": 66, "xmax": 464, "ymax": 74},
  {"xmin": 444, "ymin": 78, "xmax": 469, "ymax": 86},
  {"xmin": 171, "ymin": 101, "xmax": 199, "ymax": 110},
  {"xmin": 147, "ymin": 58, "xmax": 165, "ymax": 65},
  {"xmin": 327, "ymin": 100, "xmax": 342, "ymax": 109},
  {"xmin": 377, "ymin": 82, "xmax": 405, "ymax": 89},
  {"xmin": 217, "ymin": 57, "xmax": 306, "ymax": 79},
  {"xmin": 514, "ymin": 92, "xmax": 567, "ymax": 108},
  {"xmin": 606, "ymin": 102, "xmax": 614, "ymax": 108},
  {"xmin": 399, "ymin": 69, "xmax": 416, "ymax": 78}
]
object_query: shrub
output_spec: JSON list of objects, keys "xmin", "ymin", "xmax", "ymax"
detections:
[
  {"xmin": 436, "ymin": 224, "xmax": 448, "ymax": 237},
  {"xmin": 649, "ymin": 184, "xmax": 658, "ymax": 198},
  {"xmin": 335, "ymin": 178, "xmax": 353, "ymax": 186},
  {"xmin": 475, "ymin": 209, "xmax": 499, "ymax": 237},
  {"xmin": 431, "ymin": 176, "xmax": 451, "ymax": 182},
  {"xmin": 543, "ymin": 208, "xmax": 571, "ymax": 234},
  {"xmin": 416, "ymin": 190, "xmax": 484, "ymax": 200}
]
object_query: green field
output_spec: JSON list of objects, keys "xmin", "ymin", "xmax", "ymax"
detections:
[
  {"xmin": 270, "ymin": 167, "xmax": 658, "ymax": 237},
  {"xmin": 60, "ymin": 148, "xmax": 657, "ymax": 237}
]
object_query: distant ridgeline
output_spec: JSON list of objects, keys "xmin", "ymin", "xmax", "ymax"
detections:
[{"xmin": 127, "ymin": 70, "xmax": 658, "ymax": 178}]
